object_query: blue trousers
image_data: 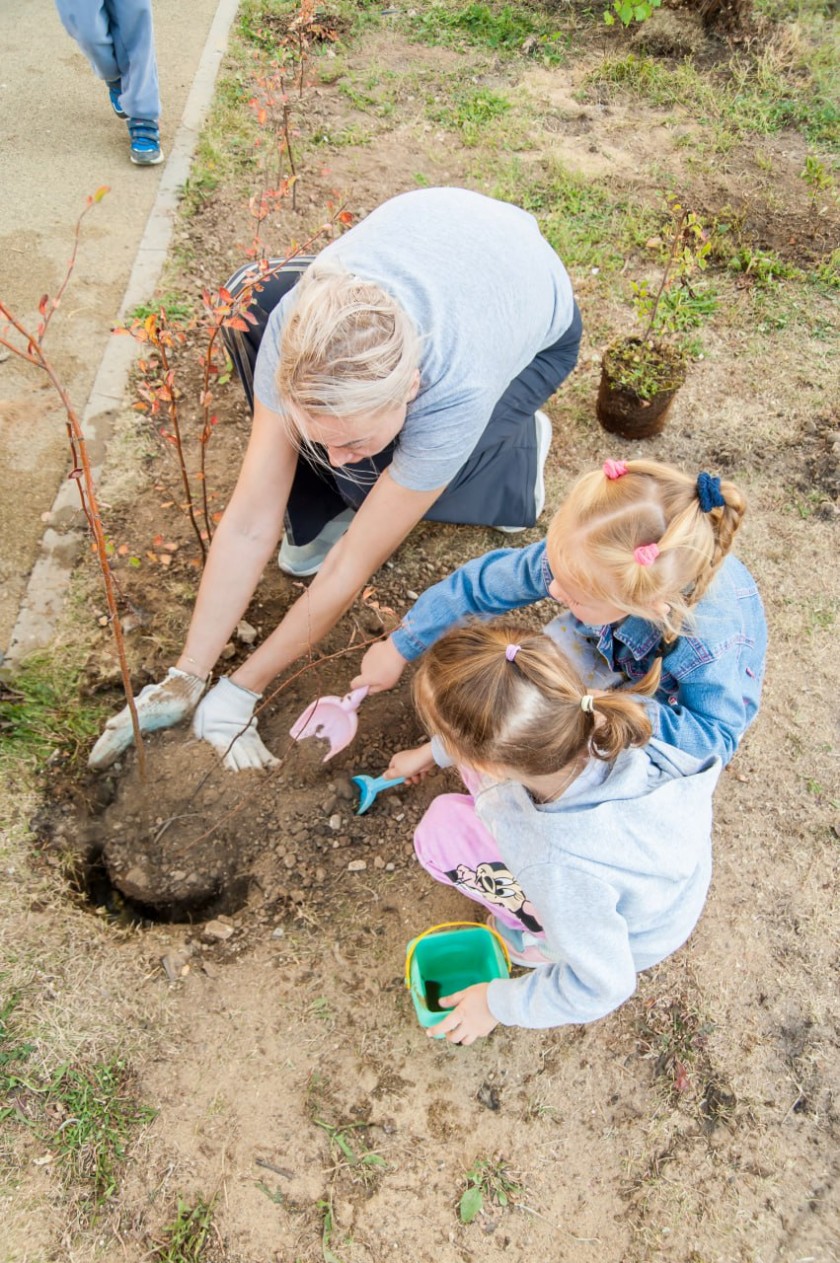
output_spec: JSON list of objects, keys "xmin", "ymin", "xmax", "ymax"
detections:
[
  {"xmin": 55, "ymin": 0, "xmax": 160, "ymax": 120},
  {"xmin": 222, "ymin": 259, "xmax": 583, "ymax": 544}
]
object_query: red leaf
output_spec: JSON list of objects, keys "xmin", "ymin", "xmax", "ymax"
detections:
[
  {"xmin": 674, "ymin": 1060, "xmax": 690, "ymax": 1093},
  {"xmin": 38, "ymin": 294, "xmax": 49, "ymax": 316}
]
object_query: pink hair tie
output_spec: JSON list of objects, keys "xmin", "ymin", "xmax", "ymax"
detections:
[
  {"xmin": 634, "ymin": 543, "xmax": 660, "ymax": 566},
  {"xmin": 505, "ymin": 644, "xmax": 522, "ymax": 662},
  {"xmin": 603, "ymin": 459, "xmax": 628, "ymax": 481}
]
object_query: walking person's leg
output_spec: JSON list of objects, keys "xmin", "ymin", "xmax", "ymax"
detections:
[
  {"xmin": 103, "ymin": 0, "xmax": 162, "ymax": 163},
  {"xmin": 54, "ymin": 0, "xmax": 121, "ymax": 86},
  {"xmin": 105, "ymin": 0, "xmax": 160, "ymax": 121}
]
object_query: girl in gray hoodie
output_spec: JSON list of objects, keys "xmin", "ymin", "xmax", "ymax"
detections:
[{"xmin": 387, "ymin": 619, "xmax": 721, "ymax": 1045}]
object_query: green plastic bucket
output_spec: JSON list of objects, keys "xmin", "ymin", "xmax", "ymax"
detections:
[{"xmin": 405, "ymin": 921, "xmax": 511, "ymax": 1033}]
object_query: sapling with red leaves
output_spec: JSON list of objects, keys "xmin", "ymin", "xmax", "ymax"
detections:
[{"xmin": 0, "ymin": 188, "xmax": 147, "ymax": 777}]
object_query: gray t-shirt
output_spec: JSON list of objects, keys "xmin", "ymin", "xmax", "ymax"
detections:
[{"xmin": 253, "ymin": 187, "xmax": 575, "ymax": 492}]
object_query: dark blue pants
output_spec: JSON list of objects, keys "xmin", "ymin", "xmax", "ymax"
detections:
[{"xmin": 222, "ymin": 259, "xmax": 582, "ymax": 545}]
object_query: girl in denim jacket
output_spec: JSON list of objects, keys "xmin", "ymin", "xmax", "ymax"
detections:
[{"xmin": 354, "ymin": 460, "xmax": 767, "ymax": 766}]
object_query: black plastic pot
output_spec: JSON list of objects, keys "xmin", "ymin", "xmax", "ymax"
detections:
[{"xmin": 597, "ymin": 338, "xmax": 687, "ymax": 440}]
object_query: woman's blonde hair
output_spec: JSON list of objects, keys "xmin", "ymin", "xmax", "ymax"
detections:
[
  {"xmin": 414, "ymin": 619, "xmax": 656, "ymax": 778},
  {"xmin": 547, "ymin": 459, "xmax": 746, "ymax": 639},
  {"xmin": 276, "ymin": 258, "xmax": 422, "ymax": 427}
]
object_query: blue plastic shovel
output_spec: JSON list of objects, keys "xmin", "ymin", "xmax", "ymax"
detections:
[{"xmin": 351, "ymin": 773, "xmax": 406, "ymax": 815}]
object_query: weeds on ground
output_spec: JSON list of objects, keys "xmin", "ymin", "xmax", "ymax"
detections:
[
  {"xmin": 426, "ymin": 86, "xmax": 512, "ymax": 146},
  {"xmin": 152, "ymin": 1196, "xmax": 216, "ymax": 1263},
  {"xmin": 2, "ymin": 1021, "xmax": 155, "ymax": 1222},
  {"xmin": 491, "ymin": 157, "xmax": 656, "ymax": 272},
  {"xmin": 584, "ymin": 41, "xmax": 840, "ymax": 147},
  {"xmin": 0, "ymin": 651, "xmax": 108, "ymax": 769},
  {"xmin": 313, "ymin": 1118, "xmax": 386, "ymax": 1183},
  {"xmin": 458, "ymin": 1154, "xmax": 523, "ymax": 1224},
  {"xmin": 0, "ymin": 992, "xmax": 35, "ymax": 1109},
  {"xmin": 727, "ymin": 245, "xmax": 802, "ymax": 285},
  {"xmin": 129, "ymin": 294, "xmax": 195, "ymax": 324},
  {"xmin": 405, "ymin": 1, "xmax": 567, "ymax": 64},
  {"xmin": 318, "ymin": 1197, "xmax": 349, "ymax": 1263},
  {"xmin": 46, "ymin": 1061, "xmax": 156, "ymax": 1209},
  {"xmin": 635, "ymin": 990, "xmax": 716, "ymax": 1101}
]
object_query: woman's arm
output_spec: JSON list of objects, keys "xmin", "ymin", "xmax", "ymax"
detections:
[
  {"xmin": 176, "ymin": 399, "xmax": 298, "ymax": 678},
  {"xmin": 230, "ymin": 467, "xmax": 445, "ymax": 694},
  {"xmin": 88, "ymin": 400, "xmax": 298, "ymax": 770}
]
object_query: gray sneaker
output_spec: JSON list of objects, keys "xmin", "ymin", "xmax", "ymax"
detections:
[
  {"xmin": 278, "ymin": 507, "xmax": 355, "ymax": 577},
  {"xmin": 496, "ymin": 409, "xmax": 553, "ymax": 534}
]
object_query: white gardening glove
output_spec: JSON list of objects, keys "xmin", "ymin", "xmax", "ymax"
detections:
[
  {"xmin": 192, "ymin": 677, "xmax": 278, "ymax": 771},
  {"xmin": 89, "ymin": 667, "xmax": 207, "ymax": 770}
]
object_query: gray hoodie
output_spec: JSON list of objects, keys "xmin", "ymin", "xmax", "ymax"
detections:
[{"xmin": 475, "ymin": 740, "xmax": 722, "ymax": 1029}]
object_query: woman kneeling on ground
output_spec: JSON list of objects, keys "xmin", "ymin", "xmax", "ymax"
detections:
[{"xmin": 90, "ymin": 187, "xmax": 582, "ymax": 771}]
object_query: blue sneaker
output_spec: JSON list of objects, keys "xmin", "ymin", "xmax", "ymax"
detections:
[
  {"xmin": 128, "ymin": 118, "xmax": 163, "ymax": 166},
  {"xmin": 107, "ymin": 79, "xmax": 127, "ymax": 119}
]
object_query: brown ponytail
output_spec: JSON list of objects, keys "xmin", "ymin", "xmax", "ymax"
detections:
[{"xmin": 413, "ymin": 619, "xmax": 656, "ymax": 778}]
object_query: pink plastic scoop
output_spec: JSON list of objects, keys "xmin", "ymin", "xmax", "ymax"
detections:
[{"xmin": 289, "ymin": 685, "xmax": 368, "ymax": 761}]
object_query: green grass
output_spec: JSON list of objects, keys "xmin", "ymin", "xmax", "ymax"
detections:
[
  {"xmin": 153, "ymin": 1196, "xmax": 216, "ymax": 1263},
  {"xmin": 814, "ymin": 248, "xmax": 840, "ymax": 290},
  {"xmin": 0, "ymin": 992, "xmax": 35, "ymax": 1108},
  {"xmin": 128, "ymin": 294, "xmax": 195, "ymax": 325},
  {"xmin": 0, "ymin": 652, "xmax": 108, "ymax": 769},
  {"xmin": 1, "ymin": 1010, "xmax": 155, "ymax": 1219},
  {"xmin": 426, "ymin": 86, "xmax": 512, "ymax": 146},
  {"xmin": 47, "ymin": 1061, "xmax": 156, "ymax": 1209},
  {"xmin": 585, "ymin": 46, "xmax": 839, "ymax": 148},
  {"xmin": 405, "ymin": 1, "xmax": 567, "ymax": 64},
  {"xmin": 491, "ymin": 156, "xmax": 658, "ymax": 273},
  {"xmin": 185, "ymin": 71, "xmax": 262, "ymax": 207}
]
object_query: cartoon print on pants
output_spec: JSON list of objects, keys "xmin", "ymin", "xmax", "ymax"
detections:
[{"xmin": 445, "ymin": 861, "xmax": 543, "ymax": 934}]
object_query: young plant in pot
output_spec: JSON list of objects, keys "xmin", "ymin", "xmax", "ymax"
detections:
[{"xmin": 598, "ymin": 202, "xmax": 710, "ymax": 440}]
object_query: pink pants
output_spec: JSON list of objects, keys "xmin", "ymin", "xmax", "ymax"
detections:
[{"xmin": 413, "ymin": 771, "xmax": 545, "ymax": 938}]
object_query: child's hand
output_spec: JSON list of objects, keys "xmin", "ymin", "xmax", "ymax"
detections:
[
  {"xmin": 352, "ymin": 637, "xmax": 408, "ymax": 694},
  {"xmin": 385, "ymin": 742, "xmax": 435, "ymax": 784},
  {"xmin": 428, "ymin": 983, "xmax": 498, "ymax": 1046}
]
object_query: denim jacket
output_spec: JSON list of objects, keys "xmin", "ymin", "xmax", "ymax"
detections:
[{"xmin": 391, "ymin": 542, "xmax": 767, "ymax": 766}]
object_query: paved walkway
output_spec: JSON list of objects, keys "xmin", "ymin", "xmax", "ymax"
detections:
[{"xmin": 0, "ymin": 0, "xmax": 238, "ymax": 656}]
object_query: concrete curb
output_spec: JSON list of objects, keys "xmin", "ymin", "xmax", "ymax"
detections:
[{"xmin": 7, "ymin": 0, "xmax": 242, "ymax": 665}]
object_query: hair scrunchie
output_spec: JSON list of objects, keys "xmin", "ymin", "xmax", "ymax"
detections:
[
  {"xmin": 634, "ymin": 542, "xmax": 660, "ymax": 566},
  {"xmin": 505, "ymin": 644, "xmax": 522, "ymax": 662},
  {"xmin": 697, "ymin": 471, "xmax": 726, "ymax": 513},
  {"xmin": 603, "ymin": 459, "xmax": 628, "ymax": 481}
]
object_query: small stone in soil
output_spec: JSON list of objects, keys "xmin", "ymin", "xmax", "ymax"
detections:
[
  {"xmin": 161, "ymin": 947, "xmax": 192, "ymax": 982},
  {"xmin": 202, "ymin": 919, "xmax": 235, "ymax": 943},
  {"xmin": 348, "ymin": 859, "xmax": 367, "ymax": 872}
]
